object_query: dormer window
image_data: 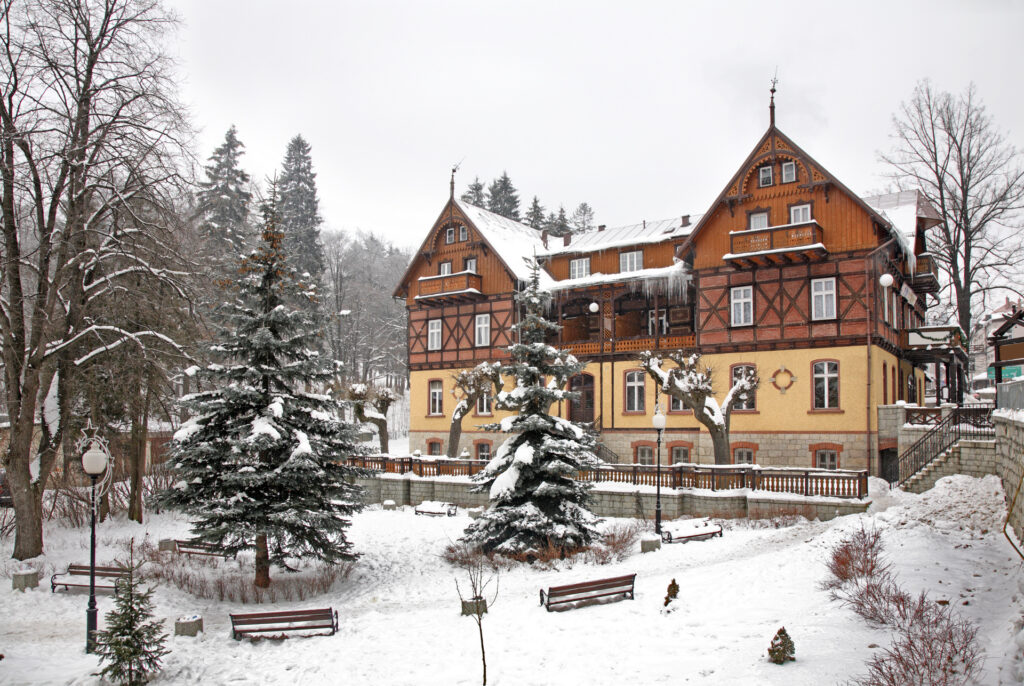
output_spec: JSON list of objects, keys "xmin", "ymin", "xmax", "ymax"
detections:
[
  {"xmin": 782, "ymin": 161, "xmax": 796, "ymax": 183},
  {"xmin": 445, "ymin": 227, "xmax": 455, "ymax": 244},
  {"xmin": 459, "ymin": 225, "xmax": 468, "ymax": 241},
  {"xmin": 439, "ymin": 261, "xmax": 452, "ymax": 276},
  {"xmin": 790, "ymin": 204, "xmax": 811, "ymax": 224},
  {"xmin": 619, "ymin": 250, "xmax": 643, "ymax": 273},
  {"xmin": 759, "ymin": 166, "xmax": 773, "ymax": 187},
  {"xmin": 749, "ymin": 212, "xmax": 769, "ymax": 230}
]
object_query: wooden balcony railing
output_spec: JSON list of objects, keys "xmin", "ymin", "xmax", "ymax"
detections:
[
  {"xmin": 910, "ymin": 254, "xmax": 939, "ymax": 294},
  {"xmin": 345, "ymin": 456, "xmax": 869, "ymax": 499},
  {"xmin": 415, "ymin": 272, "xmax": 483, "ymax": 301},
  {"xmin": 730, "ymin": 221, "xmax": 823, "ymax": 256},
  {"xmin": 562, "ymin": 334, "xmax": 696, "ymax": 357}
]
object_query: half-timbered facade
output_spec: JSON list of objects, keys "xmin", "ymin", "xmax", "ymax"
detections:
[{"xmin": 395, "ymin": 115, "xmax": 959, "ymax": 475}]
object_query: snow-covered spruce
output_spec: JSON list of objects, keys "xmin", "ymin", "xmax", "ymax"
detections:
[
  {"xmin": 196, "ymin": 126, "xmax": 253, "ymax": 259},
  {"xmin": 162, "ymin": 191, "xmax": 364, "ymax": 587},
  {"xmin": 461, "ymin": 259, "xmax": 601, "ymax": 555}
]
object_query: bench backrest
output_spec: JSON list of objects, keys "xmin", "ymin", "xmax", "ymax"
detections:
[
  {"xmin": 67, "ymin": 564, "xmax": 125, "ymax": 577},
  {"xmin": 230, "ymin": 608, "xmax": 334, "ymax": 627},
  {"xmin": 547, "ymin": 574, "xmax": 636, "ymax": 599}
]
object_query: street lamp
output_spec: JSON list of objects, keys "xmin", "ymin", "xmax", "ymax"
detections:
[
  {"xmin": 81, "ymin": 436, "xmax": 110, "ymax": 654},
  {"xmin": 652, "ymin": 398, "xmax": 666, "ymax": 536}
]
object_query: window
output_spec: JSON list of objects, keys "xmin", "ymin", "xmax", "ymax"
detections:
[
  {"xmin": 476, "ymin": 393, "xmax": 492, "ymax": 415},
  {"xmin": 734, "ymin": 448, "xmax": 754, "ymax": 464},
  {"xmin": 892, "ymin": 291, "xmax": 900, "ymax": 331},
  {"xmin": 782, "ymin": 161, "xmax": 796, "ymax": 183},
  {"xmin": 813, "ymin": 361, "xmax": 840, "ymax": 409},
  {"xmin": 811, "ymin": 277, "xmax": 836, "ymax": 320},
  {"xmin": 670, "ymin": 395, "xmax": 685, "ymax": 412},
  {"xmin": 670, "ymin": 446, "xmax": 689, "ymax": 463},
  {"xmin": 427, "ymin": 319, "xmax": 441, "ymax": 350},
  {"xmin": 635, "ymin": 445, "xmax": 654, "ymax": 465},
  {"xmin": 647, "ymin": 309, "xmax": 669, "ymax": 336},
  {"xmin": 439, "ymin": 261, "xmax": 452, "ymax": 276},
  {"xmin": 445, "ymin": 227, "xmax": 455, "ymax": 244},
  {"xmin": 428, "ymin": 380, "xmax": 443, "ymax": 415},
  {"xmin": 625, "ymin": 371, "xmax": 645, "ymax": 413},
  {"xmin": 731, "ymin": 365, "xmax": 756, "ymax": 410},
  {"xmin": 731, "ymin": 285, "xmax": 753, "ymax": 326},
  {"xmin": 759, "ymin": 166, "xmax": 773, "ymax": 187},
  {"xmin": 476, "ymin": 442, "xmax": 491, "ymax": 460},
  {"xmin": 570, "ymin": 257, "xmax": 591, "ymax": 279},
  {"xmin": 749, "ymin": 212, "xmax": 769, "ymax": 230},
  {"xmin": 789, "ymin": 204, "xmax": 811, "ymax": 224},
  {"xmin": 475, "ymin": 313, "xmax": 490, "ymax": 347},
  {"xmin": 464, "ymin": 257, "xmax": 477, "ymax": 273},
  {"xmin": 459, "ymin": 225, "xmax": 468, "ymax": 241},
  {"xmin": 619, "ymin": 250, "xmax": 643, "ymax": 273},
  {"xmin": 815, "ymin": 449, "xmax": 838, "ymax": 470},
  {"xmin": 427, "ymin": 440, "xmax": 442, "ymax": 456},
  {"xmin": 882, "ymin": 287, "xmax": 889, "ymax": 324},
  {"xmin": 883, "ymin": 363, "xmax": 888, "ymax": 405}
]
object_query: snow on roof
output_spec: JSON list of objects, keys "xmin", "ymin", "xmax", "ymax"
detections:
[
  {"xmin": 455, "ymin": 200, "xmax": 553, "ymax": 286},
  {"xmin": 862, "ymin": 190, "xmax": 942, "ymax": 265},
  {"xmin": 538, "ymin": 215, "xmax": 699, "ymax": 257},
  {"xmin": 547, "ymin": 262, "xmax": 688, "ymax": 292}
]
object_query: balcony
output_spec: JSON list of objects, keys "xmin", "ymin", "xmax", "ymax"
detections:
[
  {"xmin": 562, "ymin": 334, "xmax": 696, "ymax": 357},
  {"xmin": 909, "ymin": 253, "xmax": 940, "ymax": 295},
  {"xmin": 725, "ymin": 221, "xmax": 827, "ymax": 267},
  {"xmin": 414, "ymin": 271, "xmax": 483, "ymax": 303}
]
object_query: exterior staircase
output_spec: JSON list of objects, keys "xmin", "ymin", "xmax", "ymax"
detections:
[
  {"xmin": 902, "ymin": 445, "xmax": 961, "ymax": 494},
  {"xmin": 889, "ymin": 406, "xmax": 995, "ymax": 491}
]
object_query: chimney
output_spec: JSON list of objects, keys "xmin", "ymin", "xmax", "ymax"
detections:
[
  {"xmin": 597, "ymin": 224, "xmax": 606, "ymax": 232},
  {"xmin": 643, "ymin": 220, "xmax": 646, "ymax": 229},
  {"xmin": 681, "ymin": 215, "xmax": 690, "ymax": 227},
  {"xmin": 541, "ymin": 230, "xmax": 548, "ymax": 249},
  {"xmin": 563, "ymin": 234, "xmax": 572, "ymax": 247}
]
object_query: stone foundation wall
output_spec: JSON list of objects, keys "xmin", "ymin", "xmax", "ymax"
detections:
[
  {"xmin": 353, "ymin": 474, "xmax": 869, "ymax": 523},
  {"xmin": 992, "ymin": 414, "xmax": 1024, "ymax": 544}
]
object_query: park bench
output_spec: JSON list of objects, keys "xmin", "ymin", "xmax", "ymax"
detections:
[
  {"xmin": 539, "ymin": 573, "xmax": 636, "ymax": 611},
  {"xmin": 660, "ymin": 519, "xmax": 723, "ymax": 544},
  {"xmin": 51, "ymin": 564, "xmax": 127, "ymax": 594},
  {"xmin": 229, "ymin": 607, "xmax": 339, "ymax": 640},
  {"xmin": 175, "ymin": 539, "xmax": 235, "ymax": 559},
  {"xmin": 414, "ymin": 501, "xmax": 457, "ymax": 517}
]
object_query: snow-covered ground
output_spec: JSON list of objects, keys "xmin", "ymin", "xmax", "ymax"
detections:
[{"xmin": 2, "ymin": 474, "xmax": 1022, "ymax": 685}]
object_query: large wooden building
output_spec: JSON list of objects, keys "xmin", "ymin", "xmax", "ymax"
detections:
[{"xmin": 394, "ymin": 114, "xmax": 963, "ymax": 476}]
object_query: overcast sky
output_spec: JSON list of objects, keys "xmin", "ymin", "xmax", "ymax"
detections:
[{"xmin": 169, "ymin": 0, "xmax": 1024, "ymax": 251}]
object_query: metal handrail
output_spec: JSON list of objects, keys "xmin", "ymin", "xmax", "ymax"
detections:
[{"xmin": 893, "ymin": 406, "xmax": 995, "ymax": 486}]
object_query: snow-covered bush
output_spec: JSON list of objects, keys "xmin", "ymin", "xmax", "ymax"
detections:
[
  {"xmin": 664, "ymin": 578, "xmax": 679, "ymax": 608},
  {"xmin": 767, "ymin": 626, "xmax": 796, "ymax": 664},
  {"xmin": 822, "ymin": 524, "xmax": 889, "ymax": 591}
]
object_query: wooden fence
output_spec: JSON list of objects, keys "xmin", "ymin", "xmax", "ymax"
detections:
[{"xmin": 345, "ymin": 456, "xmax": 869, "ymax": 499}]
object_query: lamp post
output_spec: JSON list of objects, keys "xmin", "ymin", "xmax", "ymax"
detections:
[
  {"xmin": 81, "ymin": 437, "xmax": 110, "ymax": 654},
  {"xmin": 652, "ymin": 397, "xmax": 666, "ymax": 535}
]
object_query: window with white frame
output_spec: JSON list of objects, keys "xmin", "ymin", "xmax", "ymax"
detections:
[
  {"xmin": 734, "ymin": 448, "xmax": 754, "ymax": 464},
  {"xmin": 474, "ymin": 313, "xmax": 490, "ymax": 347},
  {"xmin": 811, "ymin": 277, "xmax": 836, "ymax": 320},
  {"xmin": 635, "ymin": 445, "xmax": 654, "ymax": 465},
  {"xmin": 782, "ymin": 161, "xmax": 796, "ymax": 183},
  {"xmin": 428, "ymin": 380, "xmax": 443, "ymax": 415},
  {"xmin": 749, "ymin": 212, "xmax": 769, "ymax": 230},
  {"xmin": 670, "ymin": 395, "xmax": 685, "ymax": 412},
  {"xmin": 815, "ymin": 449, "xmax": 838, "ymax": 470},
  {"xmin": 813, "ymin": 361, "xmax": 840, "ymax": 409},
  {"xmin": 476, "ymin": 442, "xmax": 491, "ymax": 460},
  {"xmin": 476, "ymin": 393, "xmax": 492, "ymax": 415},
  {"xmin": 731, "ymin": 365, "xmax": 756, "ymax": 410},
  {"xmin": 445, "ymin": 227, "xmax": 455, "ymax": 244},
  {"xmin": 439, "ymin": 261, "xmax": 452, "ymax": 276},
  {"xmin": 731, "ymin": 285, "xmax": 753, "ymax": 326},
  {"xmin": 671, "ymin": 446, "xmax": 689, "ymax": 463},
  {"xmin": 619, "ymin": 250, "xmax": 643, "ymax": 273},
  {"xmin": 570, "ymin": 257, "xmax": 591, "ymax": 279},
  {"xmin": 789, "ymin": 203, "xmax": 811, "ymax": 224},
  {"xmin": 464, "ymin": 257, "xmax": 477, "ymax": 273},
  {"xmin": 759, "ymin": 166, "xmax": 773, "ymax": 187},
  {"xmin": 625, "ymin": 371, "xmax": 645, "ymax": 412},
  {"xmin": 459, "ymin": 225, "xmax": 468, "ymax": 241},
  {"xmin": 647, "ymin": 309, "xmax": 669, "ymax": 336},
  {"xmin": 892, "ymin": 291, "xmax": 900, "ymax": 331},
  {"xmin": 427, "ymin": 319, "xmax": 441, "ymax": 350},
  {"xmin": 882, "ymin": 287, "xmax": 889, "ymax": 323}
]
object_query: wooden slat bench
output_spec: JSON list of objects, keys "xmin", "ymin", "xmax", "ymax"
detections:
[
  {"xmin": 414, "ymin": 501, "xmax": 457, "ymax": 517},
  {"xmin": 229, "ymin": 608, "xmax": 338, "ymax": 640},
  {"xmin": 51, "ymin": 564, "xmax": 127, "ymax": 594},
  {"xmin": 175, "ymin": 539, "xmax": 235, "ymax": 559},
  {"xmin": 539, "ymin": 573, "xmax": 636, "ymax": 611},
  {"xmin": 661, "ymin": 519, "xmax": 723, "ymax": 544}
]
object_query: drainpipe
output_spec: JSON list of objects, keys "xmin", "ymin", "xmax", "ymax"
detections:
[{"xmin": 865, "ymin": 238, "xmax": 897, "ymax": 476}]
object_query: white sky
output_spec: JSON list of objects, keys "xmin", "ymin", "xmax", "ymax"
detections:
[{"xmin": 169, "ymin": 0, "xmax": 1024, "ymax": 251}]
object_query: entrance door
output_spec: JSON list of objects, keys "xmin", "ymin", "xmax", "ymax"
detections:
[{"xmin": 569, "ymin": 373, "xmax": 595, "ymax": 424}]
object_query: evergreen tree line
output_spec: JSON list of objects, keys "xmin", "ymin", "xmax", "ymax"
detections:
[{"xmin": 461, "ymin": 171, "xmax": 596, "ymax": 237}]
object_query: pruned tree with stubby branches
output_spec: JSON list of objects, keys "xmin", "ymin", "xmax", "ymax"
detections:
[
  {"xmin": 642, "ymin": 352, "xmax": 758, "ymax": 465},
  {"xmin": 347, "ymin": 383, "xmax": 396, "ymax": 454},
  {"xmin": 447, "ymin": 363, "xmax": 501, "ymax": 458},
  {"xmin": 881, "ymin": 80, "xmax": 1024, "ymax": 351}
]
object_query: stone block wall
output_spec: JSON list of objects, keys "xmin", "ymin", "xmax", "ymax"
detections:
[{"xmin": 992, "ymin": 414, "xmax": 1024, "ymax": 544}]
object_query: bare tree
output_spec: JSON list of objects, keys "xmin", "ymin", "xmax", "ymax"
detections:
[
  {"xmin": 642, "ymin": 352, "xmax": 757, "ymax": 465},
  {"xmin": 346, "ymin": 383, "xmax": 395, "ymax": 454},
  {"xmin": 447, "ymin": 363, "xmax": 499, "ymax": 458},
  {"xmin": 0, "ymin": 0, "xmax": 193, "ymax": 559},
  {"xmin": 452, "ymin": 545, "xmax": 500, "ymax": 686},
  {"xmin": 881, "ymin": 81, "xmax": 1024, "ymax": 350}
]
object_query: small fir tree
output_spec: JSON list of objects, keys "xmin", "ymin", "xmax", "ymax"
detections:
[
  {"xmin": 196, "ymin": 126, "xmax": 252, "ymax": 258},
  {"xmin": 664, "ymin": 578, "xmax": 679, "ymax": 607},
  {"xmin": 545, "ymin": 206, "xmax": 571, "ymax": 237},
  {"xmin": 461, "ymin": 176, "xmax": 487, "ymax": 206},
  {"xmin": 524, "ymin": 196, "xmax": 546, "ymax": 230},
  {"xmin": 93, "ymin": 541, "xmax": 169, "ymax": 686},
  {"xmin": 768, "ymin": 626, "xmax": 796, "ymax": 664},
  {"xmin": 162, "ymin": 189, "xmax": 364, "ymax": 587},
  {"xmin": 461, "ymin": 259, "xmax": 601, "ymax": 555},
  {"xmin": 486, "ymin": 171, "xmax": 521, "ymax": 220}
]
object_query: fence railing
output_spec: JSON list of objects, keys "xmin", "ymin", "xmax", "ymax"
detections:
[
  {"xmin": 892, "ymin": 405, "xmax": 995, "ymax": 486},
  {"xmin": 905, "ymin": 407, "xmax": 941, "ymax": 426},
  {"xmin": 345, "ymin": 455, "xmax": 869, "ymax": 499},
  {"xmin": 998, "ymin": 379, "xmax": 1024, "ymax": 411}
]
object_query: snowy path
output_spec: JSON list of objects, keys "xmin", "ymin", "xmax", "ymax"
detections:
[{"xmin": 1, "ymin": 475, "xmax": 1022, "ymax": 685}]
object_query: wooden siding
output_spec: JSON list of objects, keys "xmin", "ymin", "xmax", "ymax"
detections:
[
  {"xmin": 408, "ymin": 297, "xmax": 516, "ymax": 370},
  {"xmin": 546, "ymin": 239, "xmax": 681, "ymax": 280}
]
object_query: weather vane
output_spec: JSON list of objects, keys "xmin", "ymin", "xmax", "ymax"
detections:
[{"xmin": 769, "ymin": 69, "xmax": 779, "ymax": 127}]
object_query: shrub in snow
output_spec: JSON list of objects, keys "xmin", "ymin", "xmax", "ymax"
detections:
[
  {"xmin": 93, "ymin": 541, "xmax": 169, "ymax": 685},
  {"xmin": 461, "ymin": 259, "xmax": 601, "ymax": 556},
  {"xmin": 664, "ymin": 578, "xmax": 679, "ymax": 608},
  {"xmin": 822, "ymin": 524, "xmax": 889, "ymax": 591},
  {"xmin": 161, "ymin": 192, "xmax": 364, "ymax": 587},
  {"xmin": 767, "ymin": 626, "xmax": 795, "ymax": 664}
]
